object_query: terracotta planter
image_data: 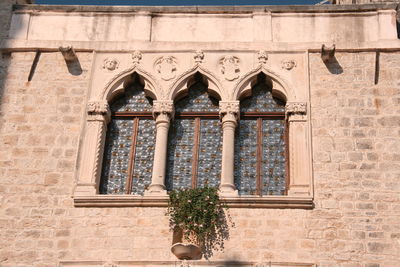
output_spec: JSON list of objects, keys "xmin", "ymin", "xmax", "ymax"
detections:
[{"xmin": 171, "ymin": 242, "xmax": 202, "ymax": 260}]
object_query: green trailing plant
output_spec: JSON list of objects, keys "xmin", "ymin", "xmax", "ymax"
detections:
[{"xmin": 167, "ymin": 187, "xmax": 233, "ymax": 259}]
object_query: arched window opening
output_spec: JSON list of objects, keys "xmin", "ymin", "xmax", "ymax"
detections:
[
  {"xmin": 166, "ymin": 73, "xmax": 222, "ymax": 191},
  {"xmin": 100, "ymin": 74, "xmax": 155, "ymax": 195},
  {"xmin": 235, "ymin": 74, "xmax": 288, "ymax": 196}
]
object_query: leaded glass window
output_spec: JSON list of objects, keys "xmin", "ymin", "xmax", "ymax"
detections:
[
  {"xmin": 166, "ymin": 80, "xmax": 222, "ymax": 191},
  {"xmin": 234, "ymin": 80, "xmax": 288, "ymax": 196},
  {"xmin": 100, "ymin": 82, "xmax": 155, "ymax": 195}
]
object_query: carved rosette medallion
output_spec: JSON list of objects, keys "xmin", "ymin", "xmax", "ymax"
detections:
[
  {"xmin": 281, "ymin": 59, "xmax": 296, "ymax": 70},
  {"xmin": 194, "ymin": 50, "xmax": 204, "ymax": 64},
  {"xmin": 257, "ymin": 50, "xmax": 268, "ymax": 64},
  {"xmin": 132, "ymin": 50, "xmax": 142, "ymax": 64},
  {"xmin": 152, "ymin": 100, "xmax": 175, "ymax": 121},
  {"xmin": 220, "ymin": 55, "xmax": 240, "ymax": 81},
  {"xmin": 219, "ymin": 101, "xmax": 240, "ymax": 123},
  {"xmin": 102, "ymin": 58, "xmax": 119, "ymax": 71},
  {"xmin": 87, "ymin": 100, "xmax": 111, "ymax": 122},
  {"xmin": 154, "ymin": 56, "xmax": 178, "ymax": 81},
  {"xmin": 286, "ymin": 102, "xmax": 307, "ymax": 121}
]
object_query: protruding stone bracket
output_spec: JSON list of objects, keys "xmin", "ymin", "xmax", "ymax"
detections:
[
  {"xmin": 321, "ymin": 44, "xmax": 336, "ymax": 62},
  {"xmin": 59, "ymin": 45, "xmax": 78, "ymax": 63},
  {"xmin": 286, "ymin": 102, "xmax": 307, "ymax": 122},
  {"xmin": 219, "ymin": 101, "xmax": 240, "ymax": 123},
  {"xmin": 152, "ymin": 100, "xmax": 175, "ymax": 121},
  {"xmin": 87, "ymin": 100, "xmax": 111, "ymax": 123}
]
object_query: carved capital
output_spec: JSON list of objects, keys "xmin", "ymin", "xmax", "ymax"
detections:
[
  {"xmin": 87, "ymin": 100, "xmax": 111, "ymax": 122},
  {"xmin": 152, "ymin": 100, "xmax": 174, "ymax": 121},
  {"xmin": 219, "ymin": 101, "xmax": 240, "ymax": 122},
  {"xmin": 286, "ymin": 102, "xmax": 307, "ymax": 122}
]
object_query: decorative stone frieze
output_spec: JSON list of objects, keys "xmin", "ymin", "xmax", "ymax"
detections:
[
  {"xmin": 131, "ymin": 50, "xmax": 142, "ymax": 64},
  {"xmin": 155, "ymin": 56, "xmax": 178, "ymax": 81},
  {"xmin": 102, "ymin": 58, "xmax": 119, "ymax": 71},
  {"xmin": 281, "ymin": 59, "xmax": 296, "ymax": 70},
  {"xmin": 257, "ymin": 50, "xmax": 268, "ymax": 64},
  {"xmin": 220, "ymin": 55, "xmax": 240, "ymax": 81},
  {"xmin": 194, "ymin": 50, "xmax": 205, "ymax": 64}
]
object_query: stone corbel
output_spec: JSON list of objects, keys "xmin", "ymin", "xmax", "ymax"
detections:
[
  {"xmin": 59, "ymin": 45, "xmax": 77, "ymax": 63},
  {"xmin": 219, "ymin": 101, "xmax": 240, "ymax": 124},
  {"xmin": 285, "ymin": 102, "xmax": 307, "ymax": 122},
  {"xmin": 321, "ymin": 44, "xmax": 335, "ymax": 62},
  {"xmin": 87, "ymin": 100, "xmax": 111, "ymax": 123}
]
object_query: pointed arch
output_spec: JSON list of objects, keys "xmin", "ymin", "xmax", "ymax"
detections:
[
  {"xmin": 100, "ymin": 65, "xmax": 161, "ymax": 102},
  {"xmin": 232, "ymin": 65, "xmax": 296, "ymax": 102},
  {"xmin": 168, "ymin": 64, "xmax": 226, "ymax": 101}
]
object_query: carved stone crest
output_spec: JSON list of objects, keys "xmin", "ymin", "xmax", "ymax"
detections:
[
  {"xmin": 155, "ymin": 56, "xmax": 178, "ymax": 81},
  {"xmin": 257, "ymin": 50, "xmax": 268, "ymax": 64},
  {"xmin": 102, "ymin": 58, "xmax": 119, "ymax": 71},
  {"xmin": 281, "ymin": 59, "xmax": 296, "ymax": 70},
  {"xmin": 220, "ymin": 55, "xmax": 240, "ymax": 81},
  {"xmin": 132, "ymin": 50, "xmax": 142, "ymax": 64},
  {"xmin": 194, "ymin": 50, "xmax": 204, "ymax": 64}
]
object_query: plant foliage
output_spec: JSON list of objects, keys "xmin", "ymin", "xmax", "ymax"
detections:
[{"xmin": 167, "ymin": 187, "xmax": 233, "ymax": 259}]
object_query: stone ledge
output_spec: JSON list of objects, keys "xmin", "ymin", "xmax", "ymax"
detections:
[
  {"xmin": 59, "ymin": 260, "xmax": 316, "ymax": 267},
  {"xmin": 13, "ymin": 3, "xmax": 398, "ymax": 14},
  {"xmin": 73, "ymin": 195, "xmax": 314, "ymax": 209}
]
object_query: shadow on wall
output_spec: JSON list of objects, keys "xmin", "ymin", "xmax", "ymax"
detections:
[{"xmin": 323, "ymin": 56, "xmax": 343, "ymax": 75}]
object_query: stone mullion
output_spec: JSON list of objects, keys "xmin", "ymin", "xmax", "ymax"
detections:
[
  {"xmin": 75, "ymin": 101, "xmax": 110, "ymax": 196},
  {"xmin": 145, "ymin": 100, "xmax": 174, "ymax": 196},
  {"xmin": 219, "ymin": 101, "xmax": 240, "ymax": 196}
]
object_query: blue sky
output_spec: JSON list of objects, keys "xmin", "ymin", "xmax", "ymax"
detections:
[{"xmin": 35, "ymin": 0, "xmax": 324, "ymax": 6}]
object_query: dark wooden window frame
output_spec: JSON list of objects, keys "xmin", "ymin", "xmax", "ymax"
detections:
[
  {"xmin": 239, "ymin": 111, "xmax": 289, "ymax": 196},
  {"xmin": 172, "ymin": 111, "xmax": 220, "ymax": 189},
  {"xmin": 112, "ymin": 111, "xmax": 153, "ymax": 194}
]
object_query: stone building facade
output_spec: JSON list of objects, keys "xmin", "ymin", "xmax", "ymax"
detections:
[{"xmin": 0, "ymin": 1, "xmax": 399, "ymax": 267}]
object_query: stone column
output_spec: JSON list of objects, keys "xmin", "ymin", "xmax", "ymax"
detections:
[
  {"xmin": 74, "ymin": 101, "xmax": 110, "ymax": 196},
  {"xmin": 145, "ymin": 100, "xmax": 174, "ymax": 195},
  {"xmin": 219, "ymin": 101, "xmax": 240, "ymax": 196},
  {"xmin": 285, "ymin": 102, "xmax": 310, "ymax": 196}
]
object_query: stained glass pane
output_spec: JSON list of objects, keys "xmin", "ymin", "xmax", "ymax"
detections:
[
  {"xmin": 261, "ymin": 119, "xmax": 286, "ymax": 195},
  {"xmin": 131, "ymin": 119, "xmax": 156, "ymax": 195},
  {"xmin": 175, "ymin": 83, "xmax": 219, "ymax": 113},
  {"xmin": 100, "ymin": 119, "xmax": 133, "ymax": 194},
  {"xmin": 197, "ymin": 119, "xmax": 222, "ymax": 188},
  {"xmin": 166, "ymin": 119, "xmax": 195, "ymax": 190},
  {"xmin": 240, "ymin": 83, "xmax": 285, "ymax": 112},
  {"xmin": 111, "ymin": 84, "xmax": 153, "ymax": 112},
  {"xmin": 234, "ymin": 120, "xmax": 258, "ymax": 195}
]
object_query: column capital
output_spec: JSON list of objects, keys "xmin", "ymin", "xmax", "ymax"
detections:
[
  {"xmin": 285, "ymin": 102, "xmax": 307, "ymax": 122},
  {"xmin": 87, "ymin": 100, "xmax": 111, "ymax": 123},
  {"xmin": 219, "ymin": 101, "xmax": 240, "ymax": 123},
  {"xmin": 153, "ymin": 100, "xmax": 174, "ymax": 121}
]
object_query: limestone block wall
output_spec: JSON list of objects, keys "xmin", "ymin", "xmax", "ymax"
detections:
[{"xmin": 0, "ymin": 50, "xmax": 399, "ymax": 266}]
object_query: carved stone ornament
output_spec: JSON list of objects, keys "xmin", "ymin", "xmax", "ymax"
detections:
[
  {"xmin": 194, "ymin": 50, "xmax": 204, "ymax": 64},
  {"xmin": 152, "ymin": 100, "xmax": 174, "ymax": 119},
  {"xmin": 102, "ymin": 58, "xmax": 119, "ymax": 71},
  {"xmin": 155, "ymin": 56, "xmax": 178, "ymax": 81},
  {"xmin": 285, "ymin": 102, "xmax": 307, "ymax": 115},
  {"xmin": 281, "ymin": 59, "xmax": 296, "ymax": 70},
  {"xmin": 132, "ymin": 50, "xmax": 142, "ymax": 64},
  {"xmin": 219, "ymin": 101, "xmax": 240, "ymax": 121},
  {"xmin": 220, "ymin": 55, "xmax": 240, "ymax": 81},
  {"xmin": 257, "ymin": 50, "xmax": 268, "ymax": 64},
  {"xmin": 87, "ymin": 100, "xmax": 110, "ymax": 115}
]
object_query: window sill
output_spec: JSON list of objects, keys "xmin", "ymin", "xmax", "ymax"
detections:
[{"xmin": 73, "ymin": 195, "xmax": 314, "ymax": 209}]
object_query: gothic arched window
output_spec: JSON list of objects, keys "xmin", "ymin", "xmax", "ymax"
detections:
[
  {"xmin": 166, "ymin": 75, "xmax": 222, "ymax": 191},
  {"xmin": 235, "ymin": 75, "xmax": 288, "ymax": 196},
  {"xmin": 100, "ymin": 78, "xmax": 155, "ymax": 195}
]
